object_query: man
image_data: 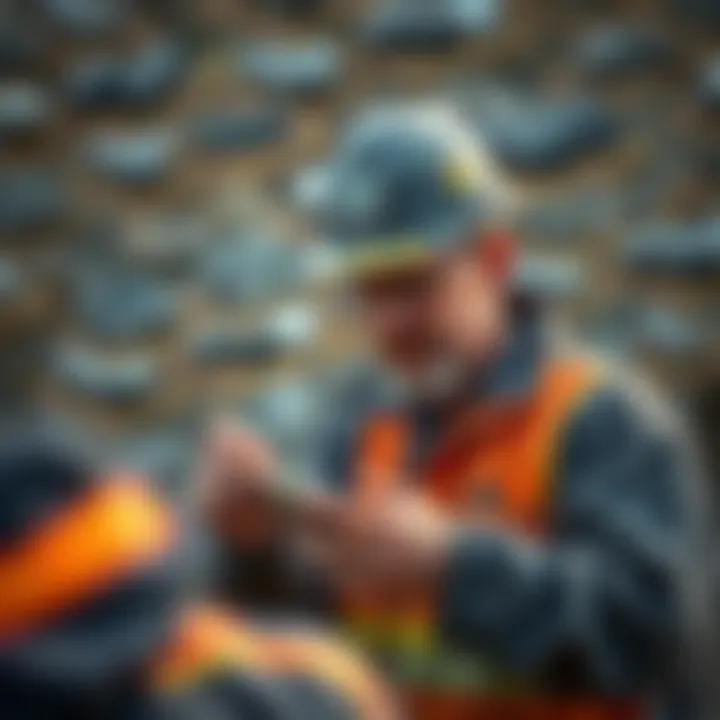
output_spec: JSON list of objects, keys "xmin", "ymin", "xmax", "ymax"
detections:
[
  {"xmin": 0, "ymin": 432, "xmax": 393, "ymax": 720},
  {"xmin": 202, "ymin": 104, "xmax": 711, "ymax": 718}
]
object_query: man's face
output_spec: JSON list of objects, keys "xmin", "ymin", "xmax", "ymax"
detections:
[{"xmin": 352, "ymin": 248, "xmax": 503, "ymax": 395}]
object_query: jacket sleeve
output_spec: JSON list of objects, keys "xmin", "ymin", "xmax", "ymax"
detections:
[{"xmin": 436, "ymin": 380, "xmax": 712, "ymax": 693}]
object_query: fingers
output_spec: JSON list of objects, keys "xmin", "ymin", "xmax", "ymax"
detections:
[{"xmin": 196, "ymin": 417, "xmax": 282, "ymax": 548}]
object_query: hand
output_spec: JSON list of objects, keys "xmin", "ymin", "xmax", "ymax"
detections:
[
  {"xmin": 197, "ymin": 419, "xmax": 280, "ymax": 550},
  {"xmin": 326, "ymin": 490, "xmax": 451, "ymax": 602}
]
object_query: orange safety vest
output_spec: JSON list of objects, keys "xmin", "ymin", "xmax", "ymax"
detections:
[{"xmin": 341, "ymin": 352, "xmax": 644, "ymax": 720}]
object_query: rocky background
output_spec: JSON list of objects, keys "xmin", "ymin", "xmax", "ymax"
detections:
[{"xmin": 1, "ymin": 0, "xmax": 718, "ymax": 496}]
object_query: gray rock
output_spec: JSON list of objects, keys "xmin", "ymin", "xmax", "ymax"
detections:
[
  {"xmin": 479, "ymin": 96, "xmax": 618, "ymax": 172},
  {"xmin": 66, "ymin": 40, "xmax": 188, "ymax": 111},
  {"xmin": 587, "ymin": 301, "xmax": 710, "ymax": 359},
  {"xmin": 286, "ymin": 163, "xmax": 333, "ymax": 216},
  {"xmin": 0, "ymin": 168, "xmax": 65, "ymax": 234},
  {"xmin": 0, "ymin": 260, "xmax": 25, "ymax": 305},
  {"xmin": 52, "ymin": 345, "xmax": 160, "ymax": 402},
  {"xmin": 268, "ymin": 303, "xmax": 320, "ymax": 349},
  {"xmin": 264, "ymin": 0, "xmax": 325, "ymax": 16},
  {"xmin": 110, "ymin": 425, "xmax": 195, "ymax": 493},
  {"xmin": 190, "ymin": 327, "xmax": 284, "ymax": 366},
  {"xmin": 243, "ymin": 378, "xmax": 324, "ymax": 463},
  {"xmin": 119, "ymin": 39, "xmax": 189, "ymax": 108},
  {"xmin": 238, "ymin": 38, "xmax": 344, "ymax": 95},
  {"xmin": 85, "ymin": 129, "xmax": 179, "ymax": 185},
  {"xmin": 694, "ymin": 143, "xmax": 720, "ymax": 186},
  {"xmin": 624, "ymin": 217, "xmax": 720, "ymax": 276},
  {"xmin": 127, "ymin": 212, "xmax": 209, "ymax": 275},
  {"xmin": 575, "ymin": 24, "xmax": 675, "ymax": 79},
  {"xmin": 0, "ymin": 82, "xmax": 51, "ymax": 137},
  {"xmin": 520, "ymin": 187, "xmax": 622, "ymax": 242},
  {"xmin": 0, "ymin": 23, "xmax": 43, "ymax": 73},
  {"xmin": 698, "ymin": 56, "xmax": 720, "ymax": 114},
  {"xmin": 362, "ymin": 5, "xmax": 463, "ymax": 53},
  {"xmin": 43, "ymin": 0, "xmax": 127, "ymax": 36},
  {"xmin": 582, "ymin": 302, "xmax": 642, "ymax": 358},
  {"xmin": 191, "ymin": 304, "xmax": 318, "ymax": 365},
  {"xmin": 200, "ymin": 235, "xmax": 302, "ymax": 303},
  {"xmin": 447, "ymin": 0, "xmax": 503, "ymax": 32},
  {"xmin": 65, "ymin": 56, "xmax": 123, "ymax": 110},
  {"xmin": 192, "ymin": 106, "xmax": 288, "ymax": 153},
  {"xmin": 361, "ymin": 0, "xmax": 501, "ymax": 53},
  {"xmin": 665, "ymin": 0, "xmax": 720, "ymax": 29},
  {"xmin": 72, "ymin": 267, "xmax": 177, "ymax": 341},
  {"xmin": 513, "ymin": 254, "xmax": 585, "ymax": 299},
  {"xmin": 636, "ymin": 306, "xmax": 708, "ymax": 356}
]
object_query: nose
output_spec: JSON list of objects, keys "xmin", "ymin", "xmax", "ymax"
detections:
[{"xmin": 368, "ymin": 294, "xmax": 419, "ymax": 338}]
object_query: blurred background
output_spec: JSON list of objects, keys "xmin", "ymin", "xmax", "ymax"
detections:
[{"xmin": 1, "ymin": 0, "xmax": 718, "ymax": 502}]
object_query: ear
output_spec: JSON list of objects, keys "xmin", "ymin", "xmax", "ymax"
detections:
[{"xmin": 475, "ymin": 228, "xmax": 516, "ymax": 282}]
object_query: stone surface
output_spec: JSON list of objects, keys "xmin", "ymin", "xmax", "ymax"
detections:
[
  {"xmin": 264, "ymin": 0, "xmax": 325, "ymax": 16},
  {"xmin": 0, "ymin": 260, "xmax": 25, "ymax": 305},
  {"xmin": 361, "ymin": 4, "xmax": 465, "ymax": 53},
  {"xmin": 72, "ymin": 266, "xmax": 178, "ymax": 341},
  {"xmin": 52, "ymin": 345, "xmax": 160, "ymax": 403},
  {"xmin": 268, "ymin": 302, "xmax": 321, "ymax": 350},
  {"xmin": 190, "ymin": 327, "xmax": 285, "ymax": 366},
  {"xmin": 119, "ymin": 39, "xmax": 189, "ymax": 109},
  {"xmin": 66, "ymin": 40, "xmax": 188, "ymax": 111},
  {"xmin": 192, "ymin": 105, "xmax": 288, "ymax": 153},
  {"xmin": 0, "ymin": 23, "xmax": 43, "ymax": 73},
  {"xmin": 362, "ymin": 0, "xmax": 501, "ymax": 52},
  {"xmin": 42, "ymin": 0, "xmax": 128, "ymax": 36},
  {"xmin": 624, "ymin": 218, "xmax": 720, "ymax": 276},
  {"xmin": 85, "ymin": 129, "xmax": 179, "ymax": 185},
  {"xmin": 126, "ymin": 212, "xmax": 210, "ymax": 276},
  {"xmin": 0, "ymin": 82, "xmax": 51, "ymax": 137},
  {"xmin": 0, "ymin": 168, "xmax": 65, "ymax": 234},
  {"xmin": 65, "ymin": 56, "xmax": 123, "ymax": 110},
  {"xmin": 635, "ymin": 306, "xmax": 708, "ymax": 356},
  {"xmin": 513, "ymin": 254, "xmax": 585, "ymax": 299},
  {"xmin": 520, "ymin": 187, "xmax": 622, "ymax": 242},
  {"xmin": 244, "ymin": 377, "xmax": 323, "ymax": 457},
  {"xmin": 110, "ymin": 424, "xmax": 195, "ymax": 492},
  {"xmin": 238, "ymin": 38, "xmax": 344, "ymax": 95},
  {"xmin": 479, "ymin": 96, "xmax": 618, "ymax": 172},
  {"xmin": 200, "ymin": 235, "xmax": 302, "ymax": 303},
  {"xmin": 665, "ymin": 0, "xmax": 720, "ymax": 29},
  {"xmin": 575, "ymin": 25, "xmax": 675, "ymax": 79},
  {"xmin": 287, "ymin": 162, "xmax": 331, "ymax": 215},
  {"xmin": 698, "ymin": 56, "xmax": 720, "ymax": 114}
]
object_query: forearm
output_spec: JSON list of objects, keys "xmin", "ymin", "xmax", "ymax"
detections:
[{"xmin": 437, "ymin": 520, "xmax": 685, "ymax": 693}]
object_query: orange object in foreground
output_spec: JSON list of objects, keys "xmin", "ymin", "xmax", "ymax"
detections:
[
  {"xmin": 0, "ymin": 475, "xmax": 176, "ymax": 644},
  {"xmin": 151, "ymin": 605, "xmax": 396, "ymax": 720}
]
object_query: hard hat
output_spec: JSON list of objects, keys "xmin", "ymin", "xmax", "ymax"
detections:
[{"xmin": 318, "ymin": 102, "xmax": 514, "ymax": 277}]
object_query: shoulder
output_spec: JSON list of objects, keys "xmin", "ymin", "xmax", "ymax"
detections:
[
  {"xmin": 560, "ymin": 351, "xmax": 690, "ymax": 456},
  {"xmin": 549, "ymin": 349, "xmax": 705, "ymax": 523}
]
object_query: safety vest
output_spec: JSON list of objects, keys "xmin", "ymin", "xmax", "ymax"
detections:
[{"xmin": 341, "ymin": 352, "xmax": 643, "ymax": 720}]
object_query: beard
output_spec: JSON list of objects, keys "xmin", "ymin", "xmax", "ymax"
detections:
[{"xmin": 382, "ymin": 352, "xmax": 470, "ymax": 405}]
